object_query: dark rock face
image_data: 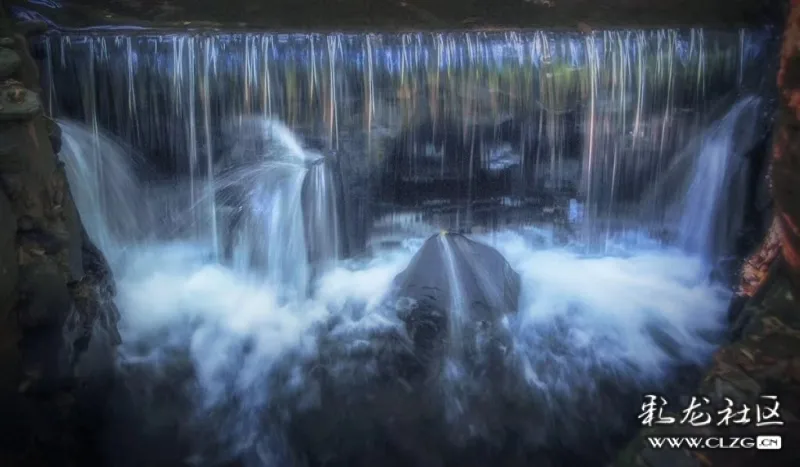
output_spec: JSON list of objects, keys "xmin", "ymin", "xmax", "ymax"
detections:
[
  {"xmin": 390, "ymin": 232, "xmax": 520, "ymax": 358},
  {"xmin": 0, "ymin": 17, "xmax": 120, "ymax": 467},
  {"xmin": 775, "ymin": 4, "xmax": 800, "ymax": 295},
  {"xmin": 274, "ymin": 234, "xmax": 522, "ymax": 467}
]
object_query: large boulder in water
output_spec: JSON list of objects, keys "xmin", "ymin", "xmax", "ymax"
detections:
[
  {"xmin": 264, "ymin": 233, "xmax": 522, "ymax": 467},
  {"xmin": 390, "ymin": 232, "xmax": 521, "ymax": 358}
]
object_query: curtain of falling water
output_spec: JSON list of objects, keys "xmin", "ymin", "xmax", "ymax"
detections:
[{"xmin": 35, "ymin": 29, "xmax": 773, "ymax": 246}]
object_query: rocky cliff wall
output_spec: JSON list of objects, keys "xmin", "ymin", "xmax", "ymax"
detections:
[
  {"xmin": 613, "ymin": 3, "xmax": 800, "ymax": 466},
  {"xmin": 0, "ymin": 13, "xmax": 120, "ymax": 467}
]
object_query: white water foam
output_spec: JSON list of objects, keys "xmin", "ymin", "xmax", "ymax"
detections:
[
  {"xmin": 108, "ymin": 231, "xmax": 727, "ymax": 464},
  {"xmin": 59, "ymin": 117, "xmax": 731, "ymax": 465}
]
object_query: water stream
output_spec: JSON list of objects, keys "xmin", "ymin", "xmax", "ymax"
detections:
[
  {"xmin": 37, "ymin": 28, "xmax": 772, "ymax": 246},
  {"xmin": 46, "ymin": 26, "xmax": 775, "ymax": 467}
]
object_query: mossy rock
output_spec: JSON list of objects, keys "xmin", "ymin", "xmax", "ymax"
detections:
[
  {"xmin": 0, "ymin": 47, "xmax": 21, "ymax": 79},
  {"xmin": 0, "ymin": 84, "xmax": 41, "ymax": 121}
]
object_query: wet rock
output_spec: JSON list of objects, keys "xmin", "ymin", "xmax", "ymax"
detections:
[
  {"xmin": 15, "ymin": 21, "xmax": 48, "ymax": 37},
  {"xmin": 17, "ymin": 259, "xmax": 72, "ymax": 329},
  {"xmin": 45, "ymin": 116, "xmax": 61, "ymax": 154},
  {"xmin": 0, "ymin": 47, "xmax": 21, "ymax": 79},
  {"xmin": 18, "ymin": 225, "xmax": 70, "ymax": 255},
  {"xmin": 0, "ymin": 19, "xmax": 120, "ymax": 467},
  {"xmin": 237, "ymin": 233, "xmax": 528, "ymax": 467},
  {"xmin": 15, "ymin": 214, "xmax": 35, "ymax": 231},
  {"xmin": 390, "ymin": 232, "xmax": 520, "ymax": 357},
  {"xmin": 268, "ymin": 320, "xmax": 437, "ymax": 467},
  {"xmin": 79, "ymin": 230, "xmax": 116, "ymax": 296},
  {"xmin": 17, "ymin": 325, "xmax": 66, "ymax": 392},
  {"xmin": 67, "ymin": 232, "xmax": 121, "ymax": 347},
  {"xmin": 0, "ymin": 127, "xmax": 27, "ymax": 173},
  {"xmin": 0, "ymin": 189, "xmax": 18, "ymax": 325},
  {"xmin": 10, "ymin": 34, "xmax": 41, "ymax": 90},
  {"xmin": 0, "ymin": 82, "xmax": 41, "ymax": 121}
]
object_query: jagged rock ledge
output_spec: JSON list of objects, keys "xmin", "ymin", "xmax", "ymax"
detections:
[{"xmin": 0, "ymin": 16, "xmax": 120, "ymax": 467}]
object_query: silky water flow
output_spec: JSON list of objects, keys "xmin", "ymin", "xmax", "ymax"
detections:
[{"xmin": 43, "ymin": 27, "xmax": 774, "ymax": 467}]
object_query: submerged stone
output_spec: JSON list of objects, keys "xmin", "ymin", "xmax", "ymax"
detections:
[
  {"xmin": 253, "ymin": 234, "xmax": 523, "ymax": 467},
  {"xmin": 391, "ymin": 232, "xmax": 520, "ymax": 356}
]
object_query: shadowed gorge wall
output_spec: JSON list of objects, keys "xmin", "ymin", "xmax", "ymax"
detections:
[
  {"xmin": 0, "ymin": 14, "xmax": 120, "ymax": 467},
  {"xmin": 774, "ymin": 0, "xmax": 800, "ymax": 294}
]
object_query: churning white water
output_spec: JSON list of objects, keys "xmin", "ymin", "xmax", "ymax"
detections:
[
  {"xmin": 58, "ymin": 110, "xmax": 740, "ymax": 465},
  {"xmin": 678, "ymin": 96, "xmax": 765, "ymax": 259},
  {"xmin": 59, "ymin": 119, "xmax": 144, "ymax": 258}
]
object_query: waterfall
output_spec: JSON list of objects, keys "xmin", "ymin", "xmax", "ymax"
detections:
[
  {"xmin": 57, "ymin": 119, "xmax": 146, "ymax": 261},
  {"xmin": 439, "ymin": 233, "xmax": 469, "ymax": 352},
  {"xmin": 303, "ymin": 157, "xmax": 344, "ymax": 271},
  {"xmin": 35, "ymin": 28, "xmax": 772, "ymax": 244},
  {"xmin": 59, "ymin": 117, "xmax": 343, "ymax": 297},
  {"xmin": 677, "ymin": 96, "xmax": 765, "ymax": 259},
  {"xmin": 212, "ymin": 119, "xmax": 318, "ymax": 295},
  {"xmin": 216, "ymin": 118, "xmax": 341, "ymax": 296},
  {"xmin": 35, "ymin": 25, "xmax": 776, "ymax": 467},
  {"xmin": 220, "ymin": 158, "xmax": 312, "ymax": 294}
]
